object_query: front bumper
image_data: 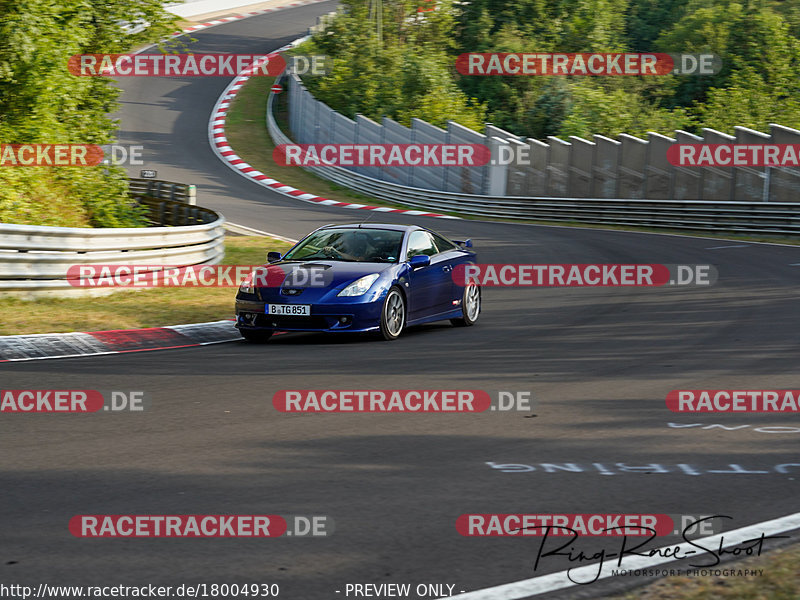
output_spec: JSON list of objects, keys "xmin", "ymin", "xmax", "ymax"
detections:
[{"xmin": 235, "ymin": 297, "xmax": 383, "ymax": 333}]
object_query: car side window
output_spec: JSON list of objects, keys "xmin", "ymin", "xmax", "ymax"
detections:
[
  {"xmin": 431, "ymin": 232, "xmax": 457, "ymax": 252},
  {"xmin": 406, "ymin": 231, "xmax": 438, "ymax": 258}
]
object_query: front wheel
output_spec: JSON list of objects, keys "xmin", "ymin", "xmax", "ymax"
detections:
[
  {"xmin": 450, "ymin": 282, "xmax": 481, "ymax": 327},
  {"xmin": 240, "ymin": 329, "xmax": 273, "ymax": 343},
  {"xmin": 379, "ymin": 287, "xmax": 406, "ymax": 340}
]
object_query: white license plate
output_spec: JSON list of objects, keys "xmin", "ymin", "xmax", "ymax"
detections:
[{"xmin": 267, "ymin": 304, "xmax": 311, "ymax": 316}]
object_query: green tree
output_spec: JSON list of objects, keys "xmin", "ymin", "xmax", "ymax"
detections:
[
  {"xmin": 696, "ymin": 67, "xmax": 800, "ymax": 133},
  {"xmin": 0, "ymin": 0, "xmax": 179, "ymax": 227},
  {"xmin": 655, "ymin": 0, "xmax": 800, "ymax": 107},
  {"xmin": 558, "ymin": 79, "xmax": 692, "ymax": 138},
  {"xmin": 301, "ymin": 1, "xmax": 486, "ymax": 130},
  {"xmin": 626, "ymin": 0, "xmax": 690, "ymax": 50}
]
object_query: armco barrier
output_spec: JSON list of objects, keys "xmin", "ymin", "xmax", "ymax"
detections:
[
  {"xmin": 129, "ymin": 178, "xmax": 196, "ymax": 205},
  {"xmin": 271, "ymin": 73, "xmax": 800, "ymax": 236},
  {"xmin": 0, "ymin": 179, "xmax": 225, "ymax": 297}
]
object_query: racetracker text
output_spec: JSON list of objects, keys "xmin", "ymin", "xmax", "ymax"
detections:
[{"xmin": 273, "ymin": 390, "xmax": 492, "ymax": 412}]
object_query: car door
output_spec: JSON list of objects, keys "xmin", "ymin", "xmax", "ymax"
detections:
[
  {"xmin": 428, "ymin": 231, "xmax": 466, "ymax": 310},
  {"xmin": 405, "ymin": 230, "xmax": 450, "ymax": 320}
]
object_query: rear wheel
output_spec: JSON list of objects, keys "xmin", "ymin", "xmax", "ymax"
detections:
[
  {"xmin": 379, "ymin": 287, "xmax": 406, "ymax": 340},
  {"xmin": 240, "ymin": 329, "xmax": 273, "ymax": 343},
  {"xmin": 451, "ymin": 282, "xmax": 481, "ymax": 327}
]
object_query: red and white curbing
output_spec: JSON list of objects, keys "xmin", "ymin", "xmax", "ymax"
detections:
[
  {"xmin": 174, "ymin": 1, "xmax": 455, "ymax": 218},
  {"xmin": 207, "ymin": 51, "xmax": 457, "ymax": 219},
  {"xmin": 0, "ymin": 320, "xmax": 245, "ymax": 362},
  {"xmin": 173, "ymin": 0, "xmax": 332, "ymax": 36},
  {"xmin": 172, "ymin": 0, "xmax": 452, "ymax": 219}
]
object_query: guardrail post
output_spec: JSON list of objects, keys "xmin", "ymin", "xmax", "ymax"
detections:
[
  {"xmin": 672, "ymin": 131, "xmax": 703, "ymax": 200},
  {"xmin": 734, "ymin": 126, "xmax": 770, "ymax": 202},
  {"xmin": 545, "ymin": 136, "xmax": 571, "ymax": 196},
  {"xmin": 700, "ymin": 128, "xmax": 735, "ymax": 200},
  {"xmin": 768, "ymin": 123, "xmax": 800, "ymax": 201},
  {"xmin": 485, "ymin": 137, "xmax": 508, "ymax": 196}
]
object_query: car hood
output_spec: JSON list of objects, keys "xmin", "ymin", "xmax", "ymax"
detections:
[
  {"xmin": 256, "ymin": 260, "xmax": 396, "ymax": 301},
  {"xmin": 275, "ymin": 259, "xmax": 392, "ymax": 280}
]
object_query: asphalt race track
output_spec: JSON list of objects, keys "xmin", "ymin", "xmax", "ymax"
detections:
[{"xmin": 2, "ymin": 2, "xmax": 800, "ymax": 598}]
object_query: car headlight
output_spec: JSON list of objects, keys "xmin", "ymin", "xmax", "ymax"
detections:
[
  {"xmin": 239, "ymin": 272, "xmax": 255, "ymax": 294},
  {"xmin": 337, "ymin": 273, "xmax": 380, "ymax": 297}
]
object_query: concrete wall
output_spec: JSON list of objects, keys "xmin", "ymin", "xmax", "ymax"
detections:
[{"xmin": 286, "ymin": 73, "xmax": 800, "ymax": 200}]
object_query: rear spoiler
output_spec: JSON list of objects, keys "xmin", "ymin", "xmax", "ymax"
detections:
[{"xmin": 453, "ymin": 239, "xmax": 473, "ymax": 248}]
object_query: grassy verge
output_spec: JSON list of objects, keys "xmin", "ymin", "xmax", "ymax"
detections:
[
  {"xmin": 612, "ymin": 542, "xmax": 800, "ymax": 599},
  {"xmin": 0, "ymin": 236, "xmax": 293, "ymax": 336},
  {"xmin": 225, "ymin": 75, "xmax": 799, "ymax": 246}
]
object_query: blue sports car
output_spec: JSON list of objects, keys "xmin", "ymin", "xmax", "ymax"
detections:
[{"xmin": 235, "ymin": 223, "xmax": 480, "ymax": 341}]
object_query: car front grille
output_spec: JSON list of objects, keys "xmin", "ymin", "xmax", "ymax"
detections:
[
  {"xmin": 255, "ymin": 314, "xmax": 331, "ymax": 330},
  {"xmin": 280, "ymin": 288, "xmax": 304, "ymax": 296}
]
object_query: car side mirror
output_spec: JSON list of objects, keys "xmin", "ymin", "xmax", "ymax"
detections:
[
  {"xmin": 267, "ymin": 251, "xmax": 282, "ymax": 262},
  {"xmin": 463, "ymin": 239, "xmax": 473, "ymax": 248},
  {"xmin": 409, "ymin": 254, "xmax": 430, "ymax": 269}
]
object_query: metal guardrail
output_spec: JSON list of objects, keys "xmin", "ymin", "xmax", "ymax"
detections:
[
  {"xmin": 138, "ymin": 197, "xmax": 217, "ymax": 227},
  {"xmin": 268, "ymin": 73, "xmax": 800, "ymax": 236},
  {"xmin": 129, "ymin": 178, "xmax": 196, "ymax": 205},
  {"xmin": 0, "ymin": 179, "xmax": 225, "ymax": 296}
]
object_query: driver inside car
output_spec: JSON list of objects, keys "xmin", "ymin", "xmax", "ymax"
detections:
[{"xmin": 322, "ymin": 232, "xmax": 375, "ymax": 261}]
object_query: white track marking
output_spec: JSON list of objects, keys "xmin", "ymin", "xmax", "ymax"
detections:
[
  {"xmin": 449, "ymin": 512, "xmax": 800, "ymax": 599},
  {"xmin": 224, "ymin": 222, "xmax": 298, "ymax": 242}
]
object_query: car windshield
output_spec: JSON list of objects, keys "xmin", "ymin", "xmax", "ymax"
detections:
[{"xmin": 283, "ymin": 228, "xmax": 405, "ymax": 263}]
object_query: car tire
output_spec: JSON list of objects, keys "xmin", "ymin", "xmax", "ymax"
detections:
[
  {"xmin": 379, "ymin": 287, "xmax": 406, "ymax": 340},
  {"xmin": 451, "ymin": 282, "xmax": 481, "ymax": 327},
  {"xmin": 240, "ymin": 329, "xmax": 273, "ymax": 343}
]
